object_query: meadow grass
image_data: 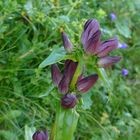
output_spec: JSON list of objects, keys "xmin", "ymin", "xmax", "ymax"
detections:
[{"xmin": 0, "ymin": 0, "xmax": 140, "ymax": 140}]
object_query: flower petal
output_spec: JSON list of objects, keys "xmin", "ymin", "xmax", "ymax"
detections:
[
  {"xmin": 85, "ymin": 30, "xmax": 101, "ymax": 54},
  {"xmin": 58, "ymin": 60, "xmax": 78, "ymax": 94},
  {"xmin": 81, "ymin": 19, "xmax": 101, "ymax": 54},
  {"xmin": 98, "ymin": 56, "xmax": 121, "ymax": 68},
  {"xmin": 96, "ymin": 38, "xmax": 118, "ymax": 57},
  {"xmin": 77, "ymin": 74, "xmax": 98, "ymax": 93},
  {"xmin": 51, "ymin": 64, "xmax": 62, "ymax": 86},
  {"xmin": 61, "ymin": 32, "xmax": 73, "ymax": 53}
]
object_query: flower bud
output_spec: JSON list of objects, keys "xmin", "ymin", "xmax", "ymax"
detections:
[
  {"xmin": 121, "ymin": 69, "xmax": 129, "ymax": 76},
  {"xmin": 58, "ymin": 60, "xmax": 78, "ymax": 94},
  {"xmin": 98, "ymin": 56, "xmax": 121, "ymax": 68},
  {"xmin": 61, "ymin": 32, "xmax": 73, "ymax": 53},
  {"xmin": 32, "ymin": 130, "xmax": 48, "ymax": 140},
  {"xmin": 51, "ymin": 64, "xmax": 62, "ymax": 86},
  {"xmin": 61, "ymin": 94, "xmax": 77, "ymax": 109},
  {"xmin": 77, "ymin": 74, "xmax": 98, "ymax": 93}
]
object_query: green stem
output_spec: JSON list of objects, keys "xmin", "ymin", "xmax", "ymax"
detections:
[
  {"xmin": 50, "ymin": 102, "xmax": 79, "ymax": 140},
  {"xmin": 95, "ymin": 67, "xmax": 112, "ymax": 101},
  {"xmin": 70, "ymin": 62, "xmax": 83, "ymax": 90}
]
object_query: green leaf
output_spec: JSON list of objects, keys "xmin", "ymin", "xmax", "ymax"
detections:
[
  {"xmin": 0, "ymin": 110, "xmax": 22, "ymax": 122},
  {"xmin": 95, "ymin": 68, "xmax": 112, "ymax": 97},
  {"xmin": 115, "ymin": 20, "xmax": 131, "ymax": 38},
  {"xmin": 25, "ymin": 125, "xmax": 36, "ymax": 140},
  {"xmin": 24, "ymin": 1, "xmax": 33, "ymax": 15},
  {"xmin": 0, "ymin": 130, "xmax": 18, "ymax": 140},
  {"xmin": 59, "ymin": 15, "xmax": 70, "ymax": 22},
  {"xmin": 82, "ymin": 92, "xmax": 93, "ymax": 110},
  {"xmin": 39, "ymin": 47, "xmax": 66, "ymax": 68}
]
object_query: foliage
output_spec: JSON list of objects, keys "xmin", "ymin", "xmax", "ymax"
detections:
[{"xmin": 0, "ymin": 0, "xmax": 140, "ymax": 140}]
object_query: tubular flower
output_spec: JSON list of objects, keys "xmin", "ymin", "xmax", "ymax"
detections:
[
  {"xmin": 81, "ymin": 19, "xmax": 121, "ymax": 68},
  {"xmin": 51, "ymin": 59, "xmax": 98, "ymax": 109},
  {"xmin": 77, "ymin": 74, "xmax": 98, "ymax": 93},
  {"xmin": 51, "ymin": 60, "xmax": 98, "ymax": 95},
  {"xmin": 58, "ymin": 60, "xmax": 78, "ymax": 94},
  {"xmin": 51, "ymin": 64, "xmax": 62, "ymax": 86},
  {"xmin": 98, "ymin": 56, "xmax": 121, "ymax": 68},
  {"xmin": 61, "ymin": 32, "xmax": 73, "ymax": 53},
  {"xmin": 81, "ymin": 19, "xmax": 101, "ymax": 55},
  {"xmin": 32, "ymin": 130, "xmax": 48, "ymax": 140}
]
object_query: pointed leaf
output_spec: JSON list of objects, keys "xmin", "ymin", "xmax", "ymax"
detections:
[{"xmin": 39, "ymin": 47, "xmax": 66, "ymax": 68}]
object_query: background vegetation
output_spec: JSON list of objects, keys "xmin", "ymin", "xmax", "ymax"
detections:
[{"xmin": 0, "ymin": 0, "xmax": 140, "ymax": 140}]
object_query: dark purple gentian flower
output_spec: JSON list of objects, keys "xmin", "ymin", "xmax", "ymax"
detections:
[
  {"xmin": 77, "ymin": 74, "xmax": 98, "ymax": 93},
  {"xmin": 81, "ymin": 19, "xmax": 101, "ymax": 55},
  {"xmin": 81, "ymin": 19, "xmax": 121, "ymax": 68},
  {"xmin": 121, "ymin": 69, "xmax": 129, "ymax": 76},
  {"xmin": 51, "ymin": 60, "xmax": 98, "ymax": 109},
  {"xmin": 51, "ymin": 64, "xmax": 62, "ymax": 86},
  {"xmin": 32, "ymin": 130, "xmax": 48, "ymax": 140}
]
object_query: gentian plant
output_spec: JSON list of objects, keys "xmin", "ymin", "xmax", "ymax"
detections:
[{"xmin": 35, "ymin": 19, "xmax": 121, "ymax": 140}]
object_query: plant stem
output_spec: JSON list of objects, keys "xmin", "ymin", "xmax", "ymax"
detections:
[{"xmin": 50, "ymin": 102, "xmax": 79, "ymax": 140}]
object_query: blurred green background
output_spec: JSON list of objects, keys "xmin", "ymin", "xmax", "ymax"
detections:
[{"xmin": 0, "ymin": 0, "xmax": 140, "ymax": 140}]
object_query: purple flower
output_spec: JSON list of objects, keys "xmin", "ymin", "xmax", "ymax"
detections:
[
  {"xmin": 61, "ymin": 32, "xmax": 73, "ymax": 53},
  {"xmin": 58, "ymin": 60, "xmax": 78, "ymax": 94},
  {"xmin": 77, "ymin": 74, "xmax": 98, "ymax": 93},
  {"xmin": 61, "ymin": 94, "xmax": 77, "ymax": 109},
  {"xmin": 121, "ymin": 69, "xmax": 129, "ymax": 76},
  {"xmin": 81, "ymin": 19, "xmax": 121, "ymax": 68},
  {"xmin": 32, "ymin": 130, "xmax": 48, "ymax": 140},
  {"xmin": 98, "ymin": 56, "xmax": 121, "ymax": 68},
  {"xmin": 118, "ymin": 43, "xmax": 128, "ymax": 49},
  {"xmin": 81, "ymin": 19, "xmax": 101, "ymax": 55},
  {"xmin": 51, "ymin": 59, "xmax": 99, "ymax": 95},
  {"xmin": 96, "ymin": 38, "xmax": 118, "ymax": 57},
  {"xmin": 51, "ymin": 64, "xmax": 62, "ymax": 86},
  {"xmin": 109, "ymin": 13, "xmax": 116, "ymax": 21}
]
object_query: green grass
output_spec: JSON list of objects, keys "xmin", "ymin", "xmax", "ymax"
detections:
[{"xmin": 0, "ymin": 0, "xmax": 140, "ymax": 140}]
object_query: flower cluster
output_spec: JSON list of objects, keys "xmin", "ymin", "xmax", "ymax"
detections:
[
  {"xmin": 51, "ymin": 19, "xmax": 121, "ymax": 109},
  {"xmin": 81, "ymin": 19, "xmax": 121, "ymax": 67},
  {"xmin": 51, "ymin": 60, "xmax": 98, "ymax": 109}
]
